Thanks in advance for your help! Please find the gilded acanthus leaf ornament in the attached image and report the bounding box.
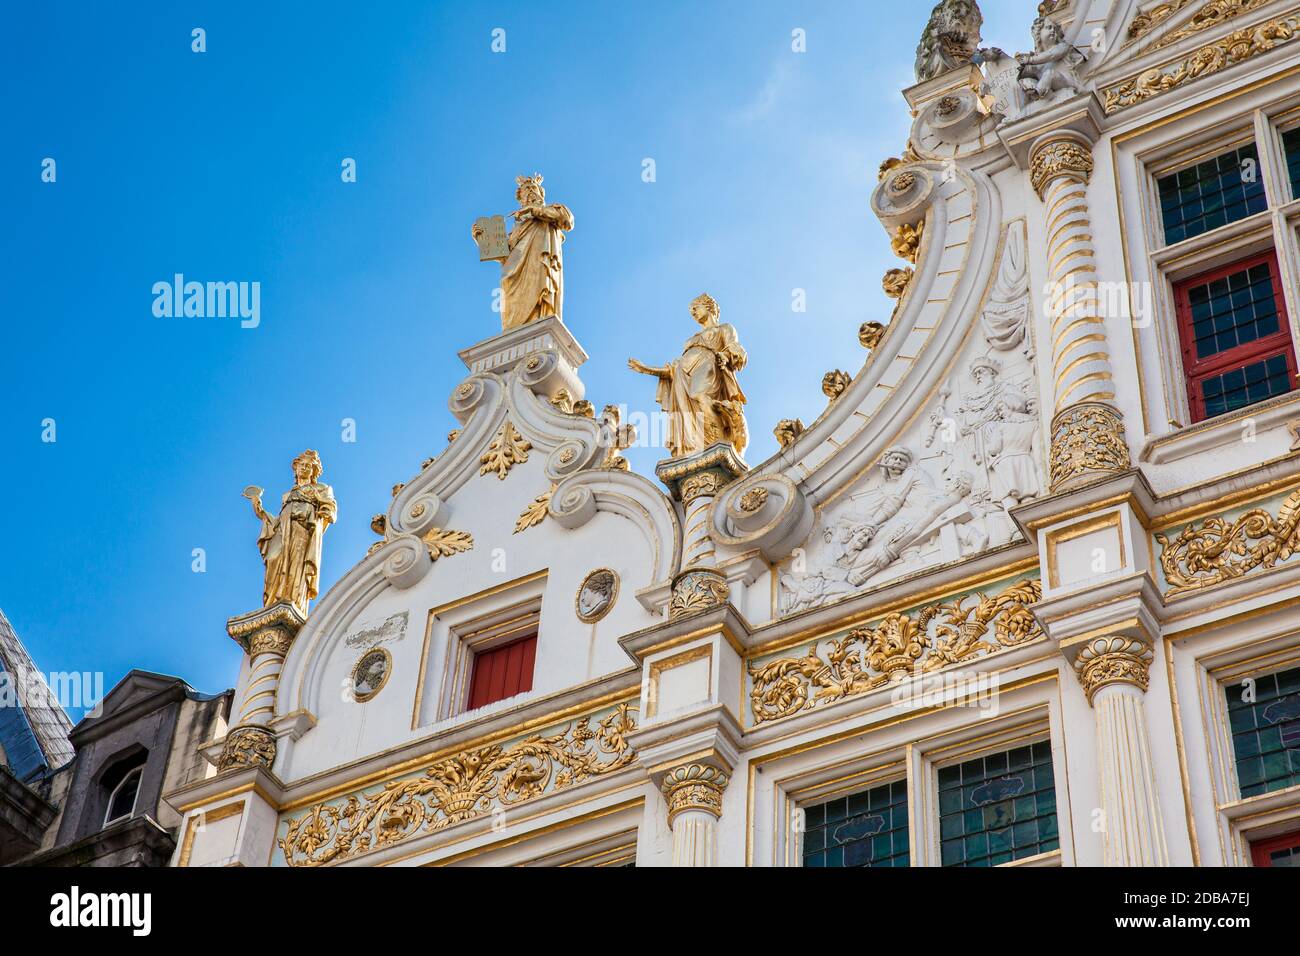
[598,404,636,470]
[277,704,638,866]
[1103,13,1300,113]
[1029,137,1093,200]
[891,221,924,263]
[668,568,730,618]
[422,528,474,559]
[1127,0,1193,41]
[1048,402,1131,491]
[480,420,531,480]
[858,321,887,350]
[217,726,277,772]
[551,388,595,418]
[514,485,555,534]
[883,267,913,305]
[1073,637,1153,704]
[1148,0,1272,51]
[628,293,749,458]
[242,449,336,616]
[774,418,805,449]
[661,764,730,824]
[822,370,852,401]
[747,578,1042,724]
[1155,488,1300,596]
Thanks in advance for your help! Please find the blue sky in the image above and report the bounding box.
[2,1,1033,715]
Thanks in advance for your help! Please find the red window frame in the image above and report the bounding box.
[1173,250,1296,422]
[467,634,537,710]
[1251,829,1300,867]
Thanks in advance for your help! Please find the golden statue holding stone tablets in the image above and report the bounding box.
[473,174,575,332]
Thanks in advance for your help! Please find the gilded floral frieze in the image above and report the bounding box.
[747,576,1042,725]
[1155,488,1300,596]
[1103,12,1300,112]
[276,701,637,866]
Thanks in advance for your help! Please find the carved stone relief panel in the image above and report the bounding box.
[777,222,1042,616]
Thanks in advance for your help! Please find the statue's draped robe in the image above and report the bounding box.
[657,322,748,457]
[501,204,574,331]
[259,482,336,613]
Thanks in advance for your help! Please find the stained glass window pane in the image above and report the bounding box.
[1225,665,1300,798]
[1157,144,1267,245]
[938,743,1060,867]
[801,780,909,868]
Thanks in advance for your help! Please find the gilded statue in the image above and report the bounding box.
[473,174,574,332]
[243,450,336,615]
[628,293,748,458]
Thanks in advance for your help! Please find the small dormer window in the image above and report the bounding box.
[467,633,537,710]
[103,763,144,827]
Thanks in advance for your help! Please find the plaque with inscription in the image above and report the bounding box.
[471,215,509,262]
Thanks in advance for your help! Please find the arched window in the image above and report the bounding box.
[102,758,146,828]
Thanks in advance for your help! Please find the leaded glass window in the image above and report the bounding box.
[1174,253,1296,422]
[1157,143,1267,244]
[1226,664,1300,798]
[801,780,909,867]
[938,741,1059,867]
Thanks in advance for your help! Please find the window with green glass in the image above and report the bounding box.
[1157,143,1267,245]
[938,741,1059,867]
[801,779,908,867]
[1226,664,1300,798]
[1283,128,1300,201]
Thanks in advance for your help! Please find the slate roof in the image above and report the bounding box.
[0,607,75,780]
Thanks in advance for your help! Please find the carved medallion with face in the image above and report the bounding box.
[575,569,619,623]
[351,648,392,702]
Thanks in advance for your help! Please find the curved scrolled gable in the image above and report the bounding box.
[716,160,1004,539]
[277,343,682,724]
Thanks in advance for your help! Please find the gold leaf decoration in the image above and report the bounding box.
[747,578,1042,724]
[277,703,638,867]
[1104,13,1300,113]
[1155,488,1300,596]
[480,420,531,480]
[422,528,474,559]
[514,485,556,534]
[1127,0,1194,41]
[1149,0,1272,51]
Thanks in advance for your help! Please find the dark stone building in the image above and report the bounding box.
[1,608,232,867]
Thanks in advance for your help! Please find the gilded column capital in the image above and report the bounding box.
[668,567,730,619]
[217,725,277,772]
[226,600,306,655]
[1029,133,1095,200]
[1072,635,1154,705]
[661,763,731,826]
[1049,401,1131,491]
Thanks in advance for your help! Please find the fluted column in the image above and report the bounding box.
[661,764,730,867]
[1073,636,1169,866]
[1029,131,1131,492]
[218,602,304,772]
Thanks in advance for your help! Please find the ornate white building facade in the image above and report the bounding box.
[166,0,1300,867]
